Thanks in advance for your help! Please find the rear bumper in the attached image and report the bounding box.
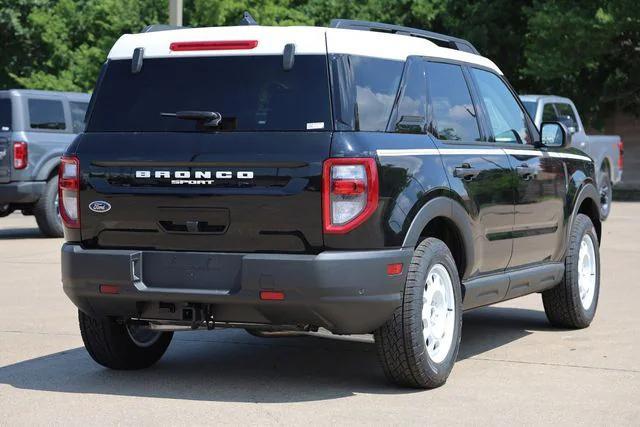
[61,244,413,334]
[0,181,45,204]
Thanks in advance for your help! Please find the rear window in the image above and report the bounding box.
[28,99,66,130]
[70,101,88,133]
[0,98,11,131]
[88,55,332,132]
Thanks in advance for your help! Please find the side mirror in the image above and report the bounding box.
[540,121,571,148]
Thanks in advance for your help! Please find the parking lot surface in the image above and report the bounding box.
[1,204,639,425]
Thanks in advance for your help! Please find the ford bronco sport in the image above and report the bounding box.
[61,18,602,388]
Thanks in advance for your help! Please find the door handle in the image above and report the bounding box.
[454,164,481,180]
[516,164,536,180]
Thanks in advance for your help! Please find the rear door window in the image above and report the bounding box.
[426,62,481,141]
[0,98,11,131]
[554,103,579,131]
[70,101,89,133]
[88,55,332,132]
[28,99,66,130]
[542,103,557,121]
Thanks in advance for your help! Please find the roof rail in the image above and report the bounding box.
[329,19,480,55]
[141,24,186,33]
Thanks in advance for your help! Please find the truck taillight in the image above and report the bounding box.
[618,140,624,170]
[58,156,80,229]
[13,141,27,169]
[322,158,378,234]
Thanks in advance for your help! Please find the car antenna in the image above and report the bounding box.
[239,11,258,25]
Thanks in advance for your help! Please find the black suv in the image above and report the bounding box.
[61,19,602,388]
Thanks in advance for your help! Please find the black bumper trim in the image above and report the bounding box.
[62,244,414,334]
[0,181,45,204]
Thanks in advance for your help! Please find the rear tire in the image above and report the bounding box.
[542,214,600,328]
[374,238,462,388]
[34,175,63,237]
[79,310,173,370]
[598,170,612,220]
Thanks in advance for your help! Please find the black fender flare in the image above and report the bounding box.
[402,197,475,278]
[568,182,601,242]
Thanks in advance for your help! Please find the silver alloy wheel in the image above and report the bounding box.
[577,234,597,310]
[126,324,162,348]
[422,264,456,364]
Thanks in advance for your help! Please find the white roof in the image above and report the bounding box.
[107,25,502,74]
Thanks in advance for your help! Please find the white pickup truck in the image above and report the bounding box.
[520,95,623,219]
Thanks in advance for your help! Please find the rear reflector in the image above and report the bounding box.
[99,284,120,294]
[618,140,624,170]
[169,40,258,51]
[13,141,27,169]
[260,291,285,301]
[387,263,403,275]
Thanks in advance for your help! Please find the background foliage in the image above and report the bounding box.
[1,0,638,127]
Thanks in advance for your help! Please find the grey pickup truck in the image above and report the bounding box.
[0,89,90,236]
[520,95,623,219]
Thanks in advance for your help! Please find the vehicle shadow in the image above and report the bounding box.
[0,306,554,402]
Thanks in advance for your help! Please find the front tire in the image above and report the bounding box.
[375,238,462,388]
[79,310,173,370]
[34,175,63,237]
[542,214,600,328]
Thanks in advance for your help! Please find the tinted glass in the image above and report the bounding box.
[393,59,428,133]
[542,103,557,121]
[471,68,530,144]
[28,99,66,130]
[554,103,578,129]
[88,55,331,132]
[522,101,537,120]
[0,98,11,131]
[70,102,88,133]
[426,62,480,141]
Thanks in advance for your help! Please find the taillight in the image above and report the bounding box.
[169,40,258,51]
[13,141,27,169]
[58,156,80,229]
[618,140,624,170]
[322,158,378,234]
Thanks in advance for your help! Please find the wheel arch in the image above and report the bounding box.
[571,184,601,243]
[402,197,474,279]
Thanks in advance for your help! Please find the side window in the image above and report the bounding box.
[542,103,557,121]
[28,99,66,130]
[425,62,481,141]
[350,56,404,131]
[554,103,579,131]
[70,101,89,134]
[392,59,428,133]
[0,98,11,131]
[471,68,531,144]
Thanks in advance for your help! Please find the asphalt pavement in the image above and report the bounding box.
[1,204,639,425]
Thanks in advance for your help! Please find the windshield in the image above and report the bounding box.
[87,55,332,132]
[0,98,11,131]
[522,101,538,121]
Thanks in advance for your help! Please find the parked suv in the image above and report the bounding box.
[0,89,90,236]
[61,19,602,388]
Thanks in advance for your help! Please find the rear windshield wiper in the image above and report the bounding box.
[161,110,222,127]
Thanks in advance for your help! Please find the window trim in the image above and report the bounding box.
[386,56,429,134]
[25,96,69,133]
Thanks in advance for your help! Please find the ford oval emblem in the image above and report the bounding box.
[89,201,111,213]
